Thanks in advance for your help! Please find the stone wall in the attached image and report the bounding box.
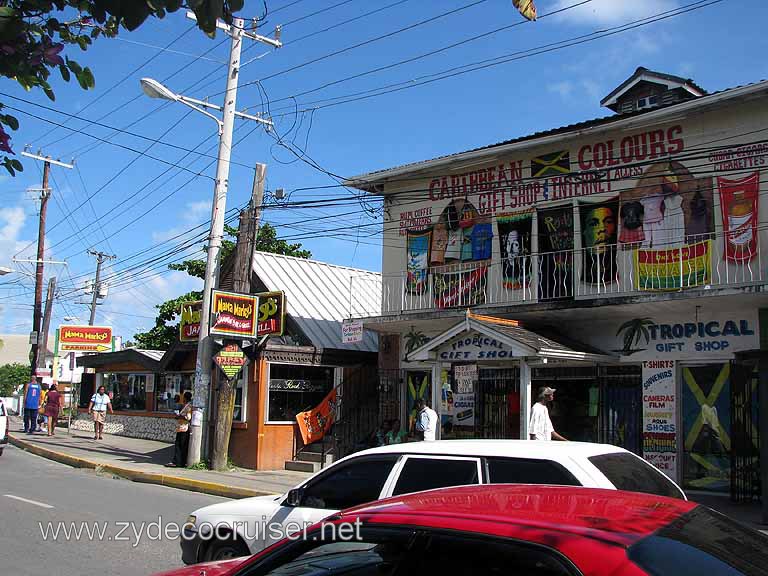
[71,412,176,443]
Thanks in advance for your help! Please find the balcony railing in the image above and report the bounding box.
[353,230,767,317]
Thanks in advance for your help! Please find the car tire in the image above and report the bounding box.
[204,536,250,562]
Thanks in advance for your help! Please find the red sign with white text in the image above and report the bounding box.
[58,325,113,352]
[210,290,258,338]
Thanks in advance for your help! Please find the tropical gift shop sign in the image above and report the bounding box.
[438,333,516,361]
[613,312,759,361]
[210,290,258,338]
[642,360,677,480]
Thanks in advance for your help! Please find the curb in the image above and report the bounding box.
[8,433,274,499]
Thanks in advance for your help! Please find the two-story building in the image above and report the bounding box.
[347,68,768,500]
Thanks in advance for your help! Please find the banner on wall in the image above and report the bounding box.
[635,240,711,291]
[579,200,618,285]
[718,172,760,263]
[538,206,574,299]
[406,229,431,294]
[433,265,488,308]
[296,388,338,445]
[641,360,677,479]
[497,211,532,289]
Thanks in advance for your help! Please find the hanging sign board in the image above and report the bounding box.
[57,325,114,353]
[210,290,258,338]
[454,364,477,394]
[641,360,677,480]
[256,291,286,337]
[214,342,247,380]
[179,300,202,342]
[342,319,364,343]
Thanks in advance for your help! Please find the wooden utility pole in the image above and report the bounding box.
[210,163,265,471]
[87,250,115,325]
[21,151,72,378]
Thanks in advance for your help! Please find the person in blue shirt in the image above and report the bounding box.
[23,378,42,434]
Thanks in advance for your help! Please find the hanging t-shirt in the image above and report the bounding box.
[471,223,493,260]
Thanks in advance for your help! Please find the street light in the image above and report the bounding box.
[0,266,13,275]
[139,17,277,466]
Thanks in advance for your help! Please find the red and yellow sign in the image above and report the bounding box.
[635,240,711,291]
[210,290,258,338]
[256,291,286,337]
[296,388,338,445]
[179,300,202,342]
[213,342,246,380]
[58,325,113,352]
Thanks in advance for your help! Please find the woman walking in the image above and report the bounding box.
[44,383,62,436]
[167,391,193,468]
[88,385,113,440]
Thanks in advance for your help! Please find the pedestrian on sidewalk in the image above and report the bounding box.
[528,387,567,441]
[414,399,438,441]
[88,385,113,440]
[23,378,42,434]
[43,383,61,437]
[167,391,193,468]
[36,383,48,432]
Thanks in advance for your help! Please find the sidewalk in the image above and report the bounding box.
[8,418,310,499]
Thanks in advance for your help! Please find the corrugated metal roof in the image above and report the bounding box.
[136,349,164,362]
[251,252,380,353]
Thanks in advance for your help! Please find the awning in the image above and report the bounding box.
[406,311,615,364]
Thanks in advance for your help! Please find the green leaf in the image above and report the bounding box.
[67,59,82,74]
[229,0,245,12]
[10,159,22,171]
[44,87,56,101]
[4,114,18,131]
[59,64,70,82]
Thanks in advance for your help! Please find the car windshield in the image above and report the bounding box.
[628,506,768,575]
[588,453,685,499]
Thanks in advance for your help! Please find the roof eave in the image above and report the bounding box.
[347,80,768,190]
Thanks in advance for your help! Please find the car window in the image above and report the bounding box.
[391,457,479,496]
[588,453,685,499]
[242,526,578,576]
[486,457,581,486]
[628,506,768,575]
[300,456,398,510]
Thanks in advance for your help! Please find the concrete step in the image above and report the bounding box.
[285,460,322,473]
[298,451,334,464]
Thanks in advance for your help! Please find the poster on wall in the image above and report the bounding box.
[718,172,760,263]
[538,206,574,299]
[682,363,731,493]
[454,364,477,394]
[579,200,618,285]
[452,392,475,427]
[406,229,431,294]
[497,211,532,289]
[433,265,488,308]
[641,360,677,480]
[618,161,714,291]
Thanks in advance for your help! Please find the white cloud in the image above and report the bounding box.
[152,198,212,242]
[548,81,574,98]
[554,0,679,25]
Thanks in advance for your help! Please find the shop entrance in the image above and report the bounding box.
[730,358,760,502]
[532,366,600,443]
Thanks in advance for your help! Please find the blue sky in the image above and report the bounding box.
[1,0,766,341]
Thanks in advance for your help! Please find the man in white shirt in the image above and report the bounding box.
[415,399,438,441]
[528,387,567,441]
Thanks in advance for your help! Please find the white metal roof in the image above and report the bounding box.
[251,251,380,353]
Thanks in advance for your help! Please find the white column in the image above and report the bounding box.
[519,359,532,439]
[432,362,443,440]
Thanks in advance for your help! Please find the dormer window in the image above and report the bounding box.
[648,94,659,105]
[637,97,648,108]
[601,67,706,113]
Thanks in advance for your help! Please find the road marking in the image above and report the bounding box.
[3,494,54,509]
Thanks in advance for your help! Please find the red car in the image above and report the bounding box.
[154,485,768,576]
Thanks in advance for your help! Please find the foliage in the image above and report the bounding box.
[0,0,243,176]
[0,362,30,396]
[133,223,311,350]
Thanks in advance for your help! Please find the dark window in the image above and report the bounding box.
[392,457,479,496]
[268,363,334,422]
[628,506,768,575]
[486,457,581,486]
[300,456,398,510]
[589,453,684,499]
[648,94,660,105]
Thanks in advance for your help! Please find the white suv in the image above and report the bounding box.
[181,440,685,564]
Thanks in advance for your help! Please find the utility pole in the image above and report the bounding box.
[21,150,73,378]
[186,18,281,467]
[38,276,56,371]
[210,164,265,470]
[87,250,115,325]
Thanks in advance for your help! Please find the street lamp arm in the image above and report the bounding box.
[177,98,224,134]
[178,96,273,128]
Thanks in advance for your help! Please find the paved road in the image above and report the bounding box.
[0,443,230,576]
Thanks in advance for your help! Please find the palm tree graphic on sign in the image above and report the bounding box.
[615,318,654,355]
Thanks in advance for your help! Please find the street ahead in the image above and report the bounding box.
[0,444,229,576]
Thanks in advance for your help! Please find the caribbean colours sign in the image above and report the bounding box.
[210,290,258,338]
[214,342,246,380]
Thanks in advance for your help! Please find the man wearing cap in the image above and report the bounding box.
[528,387,567,441]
